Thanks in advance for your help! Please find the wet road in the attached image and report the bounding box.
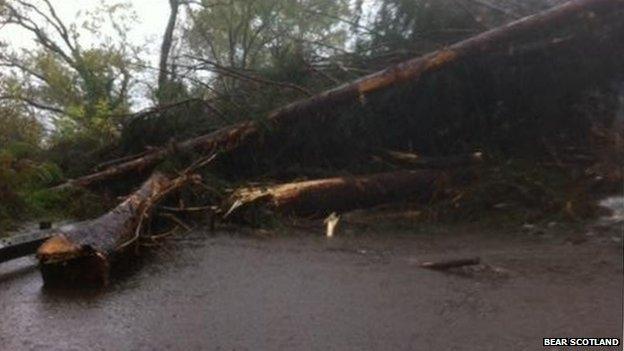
[0,225,622,351]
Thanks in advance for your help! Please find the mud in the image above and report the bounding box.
[0,223,622,351]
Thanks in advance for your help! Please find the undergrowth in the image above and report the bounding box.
[0,143,109,235]
[424,158,604,226]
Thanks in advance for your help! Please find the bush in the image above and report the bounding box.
[0,143,71,232]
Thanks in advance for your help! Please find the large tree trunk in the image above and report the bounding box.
[225,170,445,218]
[37,172,198,287]
[157,0,180,104]
[54,0,624,190]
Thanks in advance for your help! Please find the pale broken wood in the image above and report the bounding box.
[224,170,445,218]
[324,212,340,238]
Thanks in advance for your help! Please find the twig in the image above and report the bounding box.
[182,152,219,174]
[147,225,181,241]
[419,257,481,270]
[117,207,149,251]
[116,174,199,250]
[159,205,215,212]
[463,0,521,19]
[306,61,341,84]
[93,150,151,171]
[184,56,313,96]
[160,213,193,231]
[193,180,223,197]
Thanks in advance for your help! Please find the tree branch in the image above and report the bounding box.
[0,94,68,115]
[185,56,313,96]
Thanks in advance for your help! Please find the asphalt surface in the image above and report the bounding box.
[0,223,622,351]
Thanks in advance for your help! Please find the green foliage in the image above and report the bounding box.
[0,145,61,231]
[155,80,192,107]
[34,45,134,143]
[119,99,225,154]
[187,0,350,70]
[1,0,140,148]
[26,186,109,220]
[0,106,87,231]
[366,0,483,53]
[183,0,353,124]
[0,103,42,147]
[0,103,48,193]
[0,142,107,232]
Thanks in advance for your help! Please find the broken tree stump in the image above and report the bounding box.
[52,0,624,190]
[37,172,199,287]
[225,170,446,218]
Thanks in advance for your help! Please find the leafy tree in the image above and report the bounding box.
[357,0,558,58]
[0,98,42,148]
[185,0,351,71]
[0,97,66,230]
[175,0,354,120]
[0,0,141,145]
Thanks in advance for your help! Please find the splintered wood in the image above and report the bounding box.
[225,170,445,218]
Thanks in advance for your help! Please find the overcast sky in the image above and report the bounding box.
[0,0,176,109]
[0,0,376,59]
[1,0,170,65]
[0,0,376,110]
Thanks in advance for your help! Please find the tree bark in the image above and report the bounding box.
[158,0,180,104]
[53,0,624,190]
[37,172,198,287]
[224,170,446,218]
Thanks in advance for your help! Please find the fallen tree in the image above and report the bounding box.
[52,0,623,190]
[224,170,446,218]
[37,172,199,286]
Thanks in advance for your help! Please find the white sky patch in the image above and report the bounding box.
[0,0,173,110]
[0,0,378,111]
[0,0,169,54]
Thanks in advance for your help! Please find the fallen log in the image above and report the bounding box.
[224,170,446,218]
[419,257,481,270]
[53,0,623,190]
[37,172,199,286]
